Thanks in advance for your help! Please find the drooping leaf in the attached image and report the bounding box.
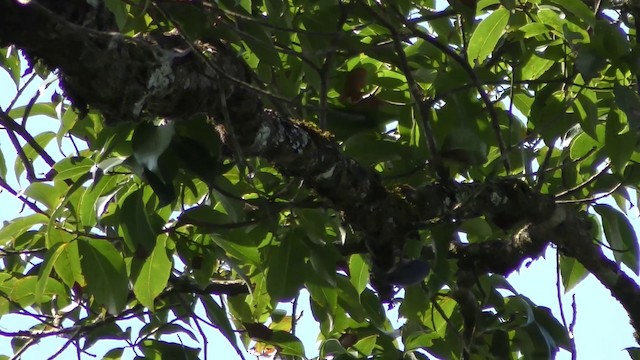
[132,236,172,309]
[139,339,200,360]
[266,230,308,301]
[78,238,129,314]
[348,254,369,294]
[119,188,158,252]
[201,296,242,353]
[559,255,588,292]
[594,204,640,274]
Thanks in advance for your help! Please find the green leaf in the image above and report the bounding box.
[201,296,242,353]
[213,232,262,266]
[360,289,385,327]
[518,23,550,38]
[139,339,200,360]
[78,174,121,227]
[35,242,69,303]
[467,8,510,65]
[519,52,554,81]
[0,213,48,245]
[78,238,129,314]
[133,236,172,309]
[119,188,158,252]
[614,84,640,130]
[319,339,347,358]
[53,156,95,181]
[53,240,85,288]
[335,275,366,322]
[533,306,571,350]
[348,254,369,294]
[343,133,407,165]
[353,334,378,356]
[266,231,308,301]
[605,109,635,173]
[102,348,125,360]
[0,148,7,179]
[11,276,65,308]
[238,19,281,66]
[7,103,57,120]
[574,90,598,139]
[594,204,640,274]
[559,255,588,292]
[575,44,607,81]
[269,331,306,357]
[103,0,129,31]
[547,0,595,27]
[24,182,62,210]
[306,282,338,318]
[0,46,21,86]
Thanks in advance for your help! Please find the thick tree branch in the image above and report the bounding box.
[2,0,640,340]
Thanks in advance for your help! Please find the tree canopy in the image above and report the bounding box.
[1,0,640,358]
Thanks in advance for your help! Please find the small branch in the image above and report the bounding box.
[5,72,37,112]
[555,162,611,199]
[392,10,510,172]
[364,3,446,178]
[0,110,56,181]
[0,176,47,215]
[556,251,577,358]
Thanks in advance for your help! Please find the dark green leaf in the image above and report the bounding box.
[614,84,640,129]
[139,339,200,360]
[467,8,510,65]
[594,204,640,274]
[266,230,308,301]
[119,188,158,252]
[201,296,242,352]
[269,331,306,357]
[78,238,129,313]
[547,0,595,27]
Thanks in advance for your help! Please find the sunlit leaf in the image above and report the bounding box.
[78,238,129,314]
[349,254,369,294]
[594,204,640,274]
[467,8,510,65]
[132,236,172,309]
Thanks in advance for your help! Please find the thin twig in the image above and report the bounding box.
[46,327,82,360]
[391,8,510,172]
[0,176,47,215]
[556,250,577,358]
[556,181,623,204]
[555,163,611,199]
[5,72,38,113]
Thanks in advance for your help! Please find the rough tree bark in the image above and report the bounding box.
[1,0,639,341]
